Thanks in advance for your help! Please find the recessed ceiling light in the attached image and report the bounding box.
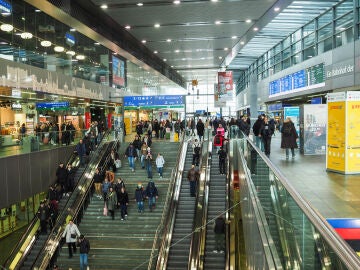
[215,21,221,25]
[40,40,52,47]
[0,24,13,32]
[231,36,237,39]
[163,59,167,61]
[54,46,64,52]
[21,32,33,39]
[94,42,100,45]
[154,23,160,28]
[35,9,41,12]
[100,4,108,9]
[253,27,259,31]
[224,47,228,51]
[240,41,245,45]
[125,25,131,30]
[171,65,174,68]
[66,50,76,56]
[246,19,251,23]
[175,49,180,53]
[142,40,146,43]
[211,0,218,2]
[173,0,181,4]
[76,54,86,60]
[166,39,171,42]
[219,56,223,59]
[154,50,158,54]
[137,2,143,6]
[70,28,76,32]
[274,7,280,12]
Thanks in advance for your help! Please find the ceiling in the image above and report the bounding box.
[88,0,341,88]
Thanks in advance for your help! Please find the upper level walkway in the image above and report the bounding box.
[268,132,360,219]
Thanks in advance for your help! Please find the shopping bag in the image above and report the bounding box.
[115,159,121,168]
[103,203,108,216]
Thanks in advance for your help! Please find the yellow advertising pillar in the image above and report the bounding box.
[327,91,360,174]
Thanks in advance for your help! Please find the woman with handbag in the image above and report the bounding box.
[62,219,81,258]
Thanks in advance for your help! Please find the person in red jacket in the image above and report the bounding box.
[213,130,224,152]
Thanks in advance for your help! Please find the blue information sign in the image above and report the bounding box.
[36,101,70,109]
[281,75,292,92]
[124,95,184,107]
[293,69,306,89]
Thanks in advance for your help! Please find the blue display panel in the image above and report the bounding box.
[293,70,306,89]
[269,80,280,95]
[124,95,184,107]
[281,75,292,92]
[36,101,70,109]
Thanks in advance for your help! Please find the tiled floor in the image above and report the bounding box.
[269,132,360,219]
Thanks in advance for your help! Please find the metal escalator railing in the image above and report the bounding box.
[2,131,109,270]
[155,135,190,269]
[6,131,114,270]
[235,134,360,269]
[33,134,118,269]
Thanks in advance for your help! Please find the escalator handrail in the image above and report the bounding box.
[155,134,189,270]
[240,135,360,269]
[35,135,117,269]
[187,136,211,270]
[2,134,91,269]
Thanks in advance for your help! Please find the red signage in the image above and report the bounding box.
[85,112,91,129]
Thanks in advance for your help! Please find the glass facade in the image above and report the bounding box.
[236,0,357,94]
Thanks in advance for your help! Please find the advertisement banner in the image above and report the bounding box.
[85,112,91,129]
[214,83,226,107]
[327,97,346,172]
[346,91,360,172]
[302,104,327,155]
[217,71,233,101]
[112,55,125,88]
[283,107,300,136]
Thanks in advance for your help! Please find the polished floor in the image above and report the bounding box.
[269,132,360,219]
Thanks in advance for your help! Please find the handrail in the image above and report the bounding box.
[35,132,116,269]
[155,134,189,269]
[188,135,211,270]
[12,130,112,270]
[2,135,86,269]
[239,134,360,269]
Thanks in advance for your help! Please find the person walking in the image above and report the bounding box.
[37,200,50,234]
[76,139,86,167]
[213,215,226,253]
[218,146,227,175]
[187,165,200,197]
[281,117,298,159]
[62,219,81,258]
[77,234,90,270]
[145,180,158,211]
[260,115,275,158]
[155,153,165,178]
[192,139,202,166]
[124,142,137,172]
[106,186,117,220]
[117,187,129,220]
[145,147,153,179]
[252,114,265,151]
[196,119,205,142]
[135,183,145,213]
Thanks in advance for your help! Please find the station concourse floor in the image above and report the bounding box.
[267,132,360,219]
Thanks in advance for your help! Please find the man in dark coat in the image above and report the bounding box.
[76,139,86,167]
[280,117,298,159]
[259,115,275,157]
[213,215,226,253]
[187,165,200,197]
[77,234,90,270]
[218,146,227,175]
[252,114,265,151]
[56,162,67,196]
[196,119,205,142]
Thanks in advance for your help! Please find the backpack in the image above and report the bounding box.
[147,182,155,196]
[194,145,201,155]
[283,124,292,137]
[215,135,221,145]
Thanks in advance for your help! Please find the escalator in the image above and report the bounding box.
[3,133,114,270]
[203,147,227,269]
[166,143,196,269]
[54,141,180,270]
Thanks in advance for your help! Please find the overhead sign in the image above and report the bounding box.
[0,0,11,14]
[124,95,184,108]
[217,71,233,101]
[36,101,70,109]
[65,33,75,46]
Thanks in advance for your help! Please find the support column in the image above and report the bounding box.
[249,74,258,126]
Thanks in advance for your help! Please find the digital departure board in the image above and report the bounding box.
[124,95,184,108]
[293,69,306,89]
[307,63,325,86]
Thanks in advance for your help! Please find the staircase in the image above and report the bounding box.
[55,140,180,270]
[166,144,196,270]
[203,147,227,269]
[20,163,87,269]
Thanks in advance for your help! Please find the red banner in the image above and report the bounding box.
[218,71,233,91]
[85,112,91,129]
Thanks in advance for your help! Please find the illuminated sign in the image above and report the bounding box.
[65,33,75,46]
[0,0,12,14]
[124,95,184,108]
[36,101,70,109]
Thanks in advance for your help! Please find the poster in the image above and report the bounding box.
[112,55,125,88]
[217,71,233,102]
[327,92,346,172]
[346,91,360,172]
[214,83,226,107]
[283,107,300,136]
[302,104,327,155]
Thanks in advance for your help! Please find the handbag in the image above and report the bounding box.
[70,233,77,239]
[103,202,108,216]
[115,159,121,169]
